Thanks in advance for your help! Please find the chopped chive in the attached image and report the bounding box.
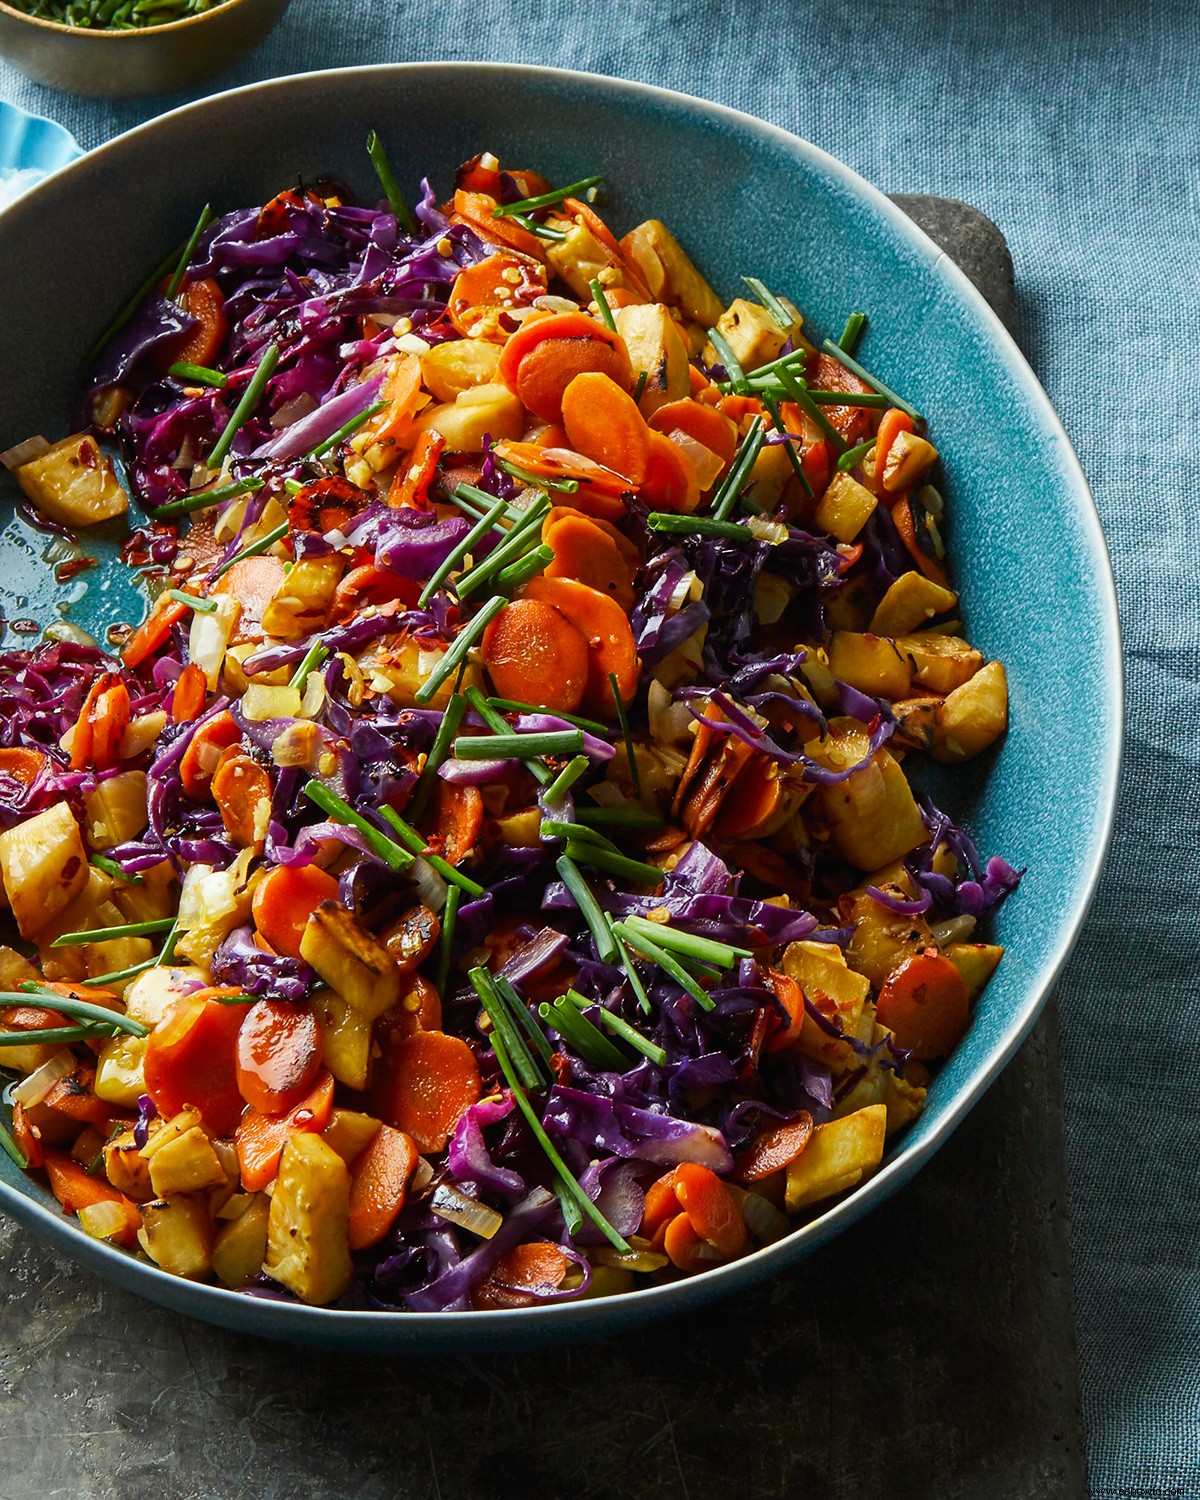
[573,806,665,830]
[82,957,156,986]
[773,365,846,455]
[490,173,603,218]
[448,483,524,524]
[820,339,921,421]
[149,475,264,521]
[209,520,289,583]
[707,326,749,396]
[610,923,715,1011]
[283,478,304,495]
[563,841,663,888]
[540,995,628,1072]
[378,806,485,896]
[10,987,148,1036]
[633,370,648,404]
[495,457,579,495]
[90,854,143,885]
[556,856,618,963]
[742,276,793,331]
[510,214,567,242]
[0,1117,26,1170]
[490,1028,630,1253]
[409,694,468,820]
[802,389,889,409]
[86,241,185,364]
[0,1025,115,1046]
[837,437,877,474]
[167,589,217,614]
[611,926,653,1014]
[542,755,590,806]
[621,913,751,967]
[210,994,256,1006]
[434,885,460,997]
[420,493,509,607]
[365,129,417,235]
[647,513,753,542]
[565,991,667,1065]
[302,780,412,871]
[540,820,619,850]
[838,311,867,355]
[710,416,766,521]
[610,671,640,793]
[415,596,507,706]
[289,641,328,690]
[308,398,389,461]
[493,976,556,1074]
[165,202,213,302]
[761,393,812,499]
[471,968,543,1090]
[206,342,279,473]
[167,361,227,388]
[486,699,607,735]
[463,686,549,786]
[555,1179,585,1236]
[588,278,618,334]
[454,730,584,761]
[455,500,550,600]
[495,543,554,594]
[51,916,176,948]
[153,918,181,970]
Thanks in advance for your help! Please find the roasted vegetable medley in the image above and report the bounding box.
[0,142,1019,1310]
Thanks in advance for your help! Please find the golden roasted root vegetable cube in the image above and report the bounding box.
[881,430,938,493]
[945,941,1004,999]
[0,801,89,940]
[613,303,690,416]
[844,887,933,988]
[813,471,878,544]
[122,964,208,1028]
[16,434,129,528]
[743,441,793,511]
[781,939,871,1066]
[933,660,1009,762]
[870,571,957,637]
[104,1128,155,1201]
[84,770,149,851]
[896,632,983,695]
[83,936,153,989]
[263,1133,354,1306]
[828,632,913,700]
[300,902,401,1021]
[420,338,502,402]
[0,944,38,988]
[112,860,178,926]
[138,1195,214,1278]
[94,1034,149,1109]
[546,218,616,299]
[147,1125,229,1198]
[887,696,943,753]
[703,298,789,373]
[419,382,524,451]
[618,220,724,327]
[311,987,373,1090]
[139,1107,204,1162]
[212,1194,271,1289]
[494,807,543,848]
[883,1072,926,1134]
[818,748,929,871]
[322,1108,383,1164]
[261,555,346,641]
[785,1104,887,1212]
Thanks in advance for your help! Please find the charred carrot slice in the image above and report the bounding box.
[560,371,650,483]
[171,662,208,724]
[890,496,951,588]
[371,1030,481,1154]
[480,597,591,714]
[387,430,446,508]
[518,575,638,716]
[811,352,877,444]
[347,1124,419,1249]
[673,1161,749,1258]
[732,1114,814,1182]
[41,1063,112,1126]
[12,1102,43,1170]
[235,1071,335,1191]
[211,752,272,849]
[121,596,190,670]
[43,1153,141,1247]
[447,253,547,341]
[235,997,323,1116]
[180,710,241,800]
[876,949,970,1059]
[251,862,340,959]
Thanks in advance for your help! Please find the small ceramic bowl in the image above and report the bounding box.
[0,0,288,98]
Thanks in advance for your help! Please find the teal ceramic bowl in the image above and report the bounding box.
[0,64,1121,1351]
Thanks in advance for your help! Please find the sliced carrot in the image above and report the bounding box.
[517,338,634,426]
[448,252,547,341]
[472,1240,570,1309]
[287,475,369,538]
[180,709,242,800]
[91,680,131,772]
[543,510,638,612]
[890,496,951,588]
[387,430,446,509]
[419,779,484,868]
[371,1030,481,1154]
[379,905,440,972]
[874,407,915,492]
[640,431,701,514]
[252,863,340,959]
[12,1102,43,1170]
[171,662,208,724]
[0,746,48,788]
[560,371,650,483]
[69,674,108,771]
[673,1161,749,1258]
[876,949,970,1060]
[43,1153,141,1247]
[168,277,228,370]
[211,752,272,850]
[731,1114,814,1183]
[480,597,591,714]
[42,1063,111,1127]
[332,565,422,621]
[359,354,425,453]
[452,190,547,259]
[144,988,253,1136]
[763,969,806,1053]
[235,1070,334,1191]
[662,1211,710,1271]
[715,393,765,426]
[235,998,323,1116]
[347,1124,419,1249]
[649,398,739,468]
[490,441,632,523]
[121,596,190,670]
[211,555,284,644]
[519,575,638,716]
[256,186,320,238]
[378,975,444,1043]
[810,352,877,444]
[497,310,624,390]
[713,754,782,838]
[641,1169,681,1239]
[560,197,653,301]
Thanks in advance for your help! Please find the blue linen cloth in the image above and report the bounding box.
[2,4,1196,1493]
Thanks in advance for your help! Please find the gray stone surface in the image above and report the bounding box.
[0,199,1085,1500]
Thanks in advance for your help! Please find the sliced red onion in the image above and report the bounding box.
[252,374,384,461]
[497,926,570,986]
[866,884,933,916]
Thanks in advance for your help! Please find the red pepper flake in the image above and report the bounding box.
[54,556,98,584]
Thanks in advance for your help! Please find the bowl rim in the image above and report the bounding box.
[0,59,1124,1342]
[0,0,253,39]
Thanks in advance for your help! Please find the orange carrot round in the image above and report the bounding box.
[371,1030,481,1153]
[560,371,650,483]
[235,1070,335,1191]
[170,662,208,724]
[379,904,441,972]
[732,1114,815,1183]
[519,575,638,715]
[235,998,323,1116]
[673,1161,749,1258]
[211,752,272,850]
[210,555,284,644]
[497,311,624,390]
[0,746,48,788]
[252,862,340,959]
[876,949,970,1059]
[763,970,806,1053]
[419,778,484,868]
[43,1153,141,1246]
[121,596,190,670]
[543,510,639,612]
[480,596,591,714]
[172,277,228,369]
[181,709,242,801]
[144,988,253,1136]
[662,1211,710,1271]
[517,339,633,426]
[641,1170,681,1239]
[649,398,739,467]
[472,1240,570,1308]
[640,431,701,514]
[347,1124,419,1249]
[448,252,547,340]
[452,189,547,259]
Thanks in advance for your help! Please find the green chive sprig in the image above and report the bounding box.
[51,916,176,948]
[90,854,142,885]
[837,311,867,354]
[609,923,716,1011]
[710,416,765,521]
[206,342,279,473]
[420,492,509,607]
[573,806,665,830]
[168,361,227,388]
[837,437,877,473]
[564,990,666,1066]
[486,698,607,735]
[378,806,485,896]
[454,729,583,762]
[414,598,507,706]
[167,589,217,614]
[820,338,921,421]
[539,993,628,1071]
[9,987,148,1037]
[366,129,418,235]
[165,202,213,302]
[563,841,663,888]
[302,781,412,871]
[289,641,329,691]
[742,276,793,331]
[543,755,590,806]
[471,968,546,1090]
[589,278,618,333]
[308,398,389,461]
[708,326,749,395]
[435,885,461,997]
[620,913,751,968]
[409,693,468,820]
[490,174,603,219]
[149,476,263,521]
[556,856,618,963]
